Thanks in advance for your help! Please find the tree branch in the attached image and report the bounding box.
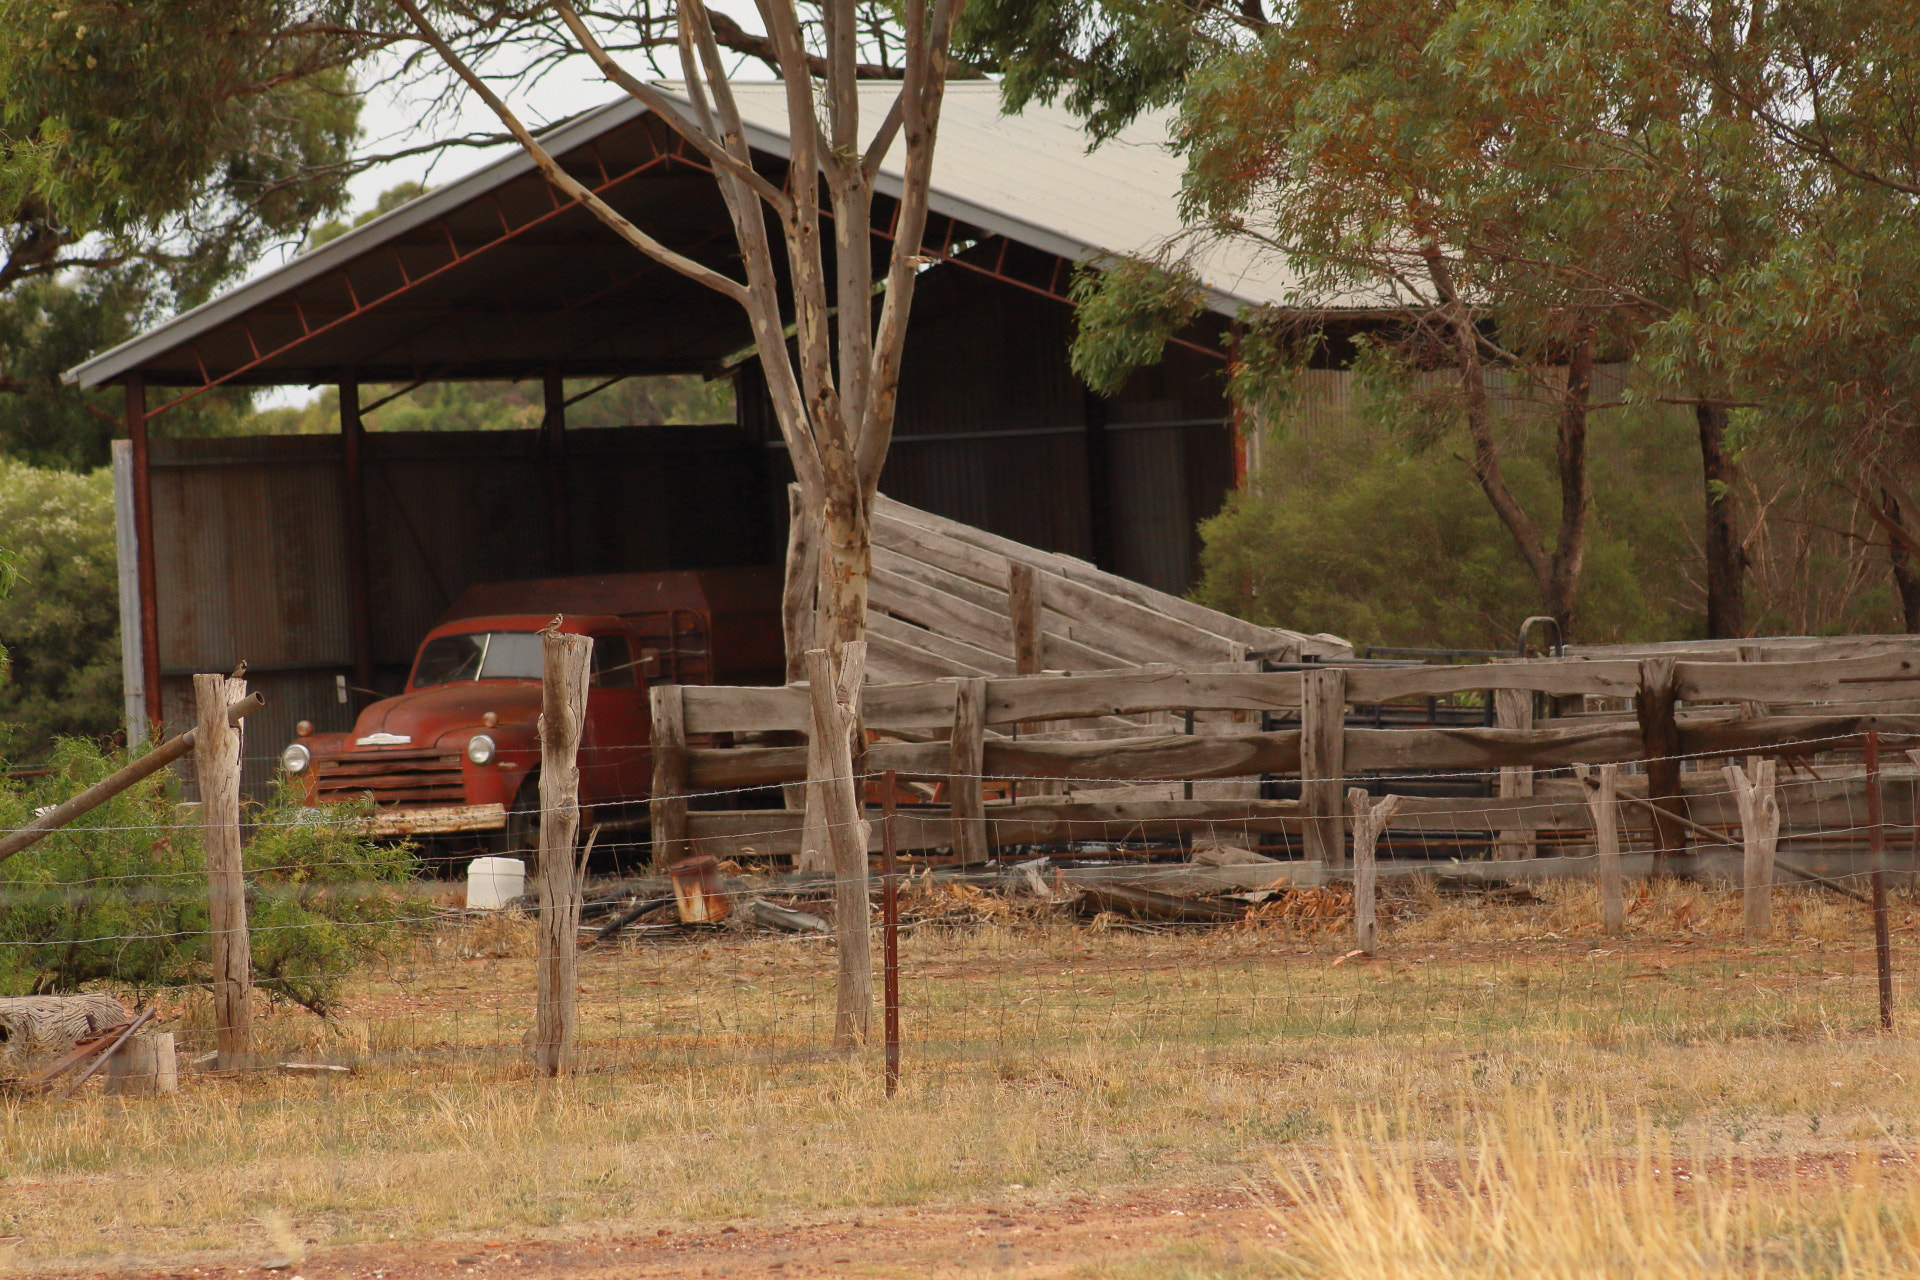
[392,0,749,305]
[553,0,792,215]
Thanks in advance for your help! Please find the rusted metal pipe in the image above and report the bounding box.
[1869,731,1894,1030]
[57,1006,156,1099]
[0,693,264,865]
[882,770,900,1098]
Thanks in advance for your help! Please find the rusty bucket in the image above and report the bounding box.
[668,853,731,923]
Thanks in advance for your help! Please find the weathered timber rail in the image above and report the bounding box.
[650,650,1920,867]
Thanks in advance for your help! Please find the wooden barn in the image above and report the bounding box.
[65,83,1310,789]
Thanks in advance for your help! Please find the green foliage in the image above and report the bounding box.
[0,0,368,469]
[254,376,738,435]
[0,457,121,758]
[241,778,419,1016]
[305,182,429,251]
[0,742,421,1011]
[1068,258,1205,395]
[1194,391,1699,649]
[956,0,1235,142]
[0,738,203,996]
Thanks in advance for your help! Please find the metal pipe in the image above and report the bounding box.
[0,694,264,864]
[57,1006,157,1099]
[1869,730,1894,1030]
[882,769,900,1098]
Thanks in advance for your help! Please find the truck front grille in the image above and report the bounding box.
[315,749,465,806]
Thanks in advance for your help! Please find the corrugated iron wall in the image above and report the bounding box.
[138,424,770,799]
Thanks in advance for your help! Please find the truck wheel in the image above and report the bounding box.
[502,774,541,858]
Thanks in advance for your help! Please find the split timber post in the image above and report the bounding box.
[1348,788,1402,954]
[1007,561,1044,676]
[1493,688,1536,857]
[806,644,873,1049]
[648,682,690,869]
[1300,668,1348,868]
[193,672,252,1070]
[534,624,592,1076]
[1575,762,1625,934]
[1634,656,1688,876]
[949,677,988,866]
[1723,756,1779,938]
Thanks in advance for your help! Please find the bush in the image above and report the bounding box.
[0,458,122,758]
[0,740,422,1013]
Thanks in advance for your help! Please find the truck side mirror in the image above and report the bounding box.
[637,648,663,679]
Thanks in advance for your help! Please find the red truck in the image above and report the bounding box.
[279,569,783,848]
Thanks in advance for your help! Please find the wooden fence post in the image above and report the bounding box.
[1301,668,1348,868]
[807,644,872,1049]
[193,672,252,1071]
[1008,561,1044,676]
[1494,688,1536,858]
[1348,788,1402,954]
[949,677,987,866]
[1634,656,1688,876]
[649,682,690,868]
[1575,762,1624,934]
[534,625,592,1077]
[1723,756,1778,938]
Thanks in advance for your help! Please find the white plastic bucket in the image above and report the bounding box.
[466,857,526,910]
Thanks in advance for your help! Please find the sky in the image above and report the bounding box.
[257,28,772,407]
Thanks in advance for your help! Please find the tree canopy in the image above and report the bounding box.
[981,0,1920,640]
[0,0,371,469]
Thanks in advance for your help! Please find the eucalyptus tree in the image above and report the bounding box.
[0,0,373,467]
[392,0,967,1047]
[985,0,1799,638]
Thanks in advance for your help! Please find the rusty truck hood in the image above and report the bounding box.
[352,681,542,748]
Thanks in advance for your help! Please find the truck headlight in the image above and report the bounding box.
[466,733,497,765]
[280,742,311,774]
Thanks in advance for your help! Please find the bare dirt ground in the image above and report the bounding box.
[76,1184,1275,1280]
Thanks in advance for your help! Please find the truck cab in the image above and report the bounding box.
[280,568,782,847]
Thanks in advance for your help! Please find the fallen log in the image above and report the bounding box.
[1079,883,1246,924]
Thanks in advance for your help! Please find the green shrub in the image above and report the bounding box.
[0,741,422,1013]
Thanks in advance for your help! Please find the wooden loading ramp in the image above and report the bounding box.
[783,488,1352,683]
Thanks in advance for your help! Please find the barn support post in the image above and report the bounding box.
[1082,388,1115,571]
[126,375,162,736]
[541,372,572,574]
[339,382,376,705]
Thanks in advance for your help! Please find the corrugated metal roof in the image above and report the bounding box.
[67,80,1363,390]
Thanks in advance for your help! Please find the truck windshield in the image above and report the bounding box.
[412,631,545,688]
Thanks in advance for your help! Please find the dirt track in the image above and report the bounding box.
[74,1184,1273,1279]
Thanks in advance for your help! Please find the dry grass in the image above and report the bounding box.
[0,878,1916,1273]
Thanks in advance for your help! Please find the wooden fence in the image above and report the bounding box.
[648,649,1920,868]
